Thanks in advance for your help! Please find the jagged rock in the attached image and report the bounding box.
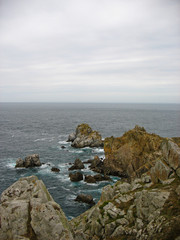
[15,154,41,168]
[15,158,24,167]
[162,139,180,170]
[84,174,111,183]
[0,176,74,240]
[69,158,85,170]
[69,172,83,182]
[68,123,103,148]
[103,125,163,178]
[150,159,173,183]
[51,167,60,172]
[84,175,96,183]
[75,194,95,205]
[89,155,104,173]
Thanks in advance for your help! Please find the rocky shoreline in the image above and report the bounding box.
[0,124,180,239]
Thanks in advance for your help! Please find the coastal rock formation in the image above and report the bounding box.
[75,194,95,205]
[69,158,85,170]
[103,125,163,178]
[68,123,103,148]
[51,167,60,172]
[15,154,42,168]
[2,126,180,240]
[0,175,74,240]
[84,174,111,183]
[69,172,83,182]
[69,127,180,240]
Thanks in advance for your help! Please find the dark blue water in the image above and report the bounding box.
[0,103,180,219]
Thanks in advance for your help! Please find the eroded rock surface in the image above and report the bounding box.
[15,154,41,168]
[68,123,103,148]
[0,176,74,240]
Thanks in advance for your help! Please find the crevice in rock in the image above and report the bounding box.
[25,201,37,240]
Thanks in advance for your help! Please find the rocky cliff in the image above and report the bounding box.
[67,123,103,148]
[103,125,164,178]
[70,136,180,240]
[0,176,73,240]
[1,126,180,240]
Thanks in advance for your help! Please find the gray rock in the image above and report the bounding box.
[15,154,41,168]
[162,140,180,170]
[0,176,74,240]
[69,124,103,148]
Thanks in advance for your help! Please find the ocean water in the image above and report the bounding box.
[0,102,180,219]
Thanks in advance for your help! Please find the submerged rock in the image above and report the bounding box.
[75,194,95,205]
[68,123,103,148]
[51,167,60,172]
[0,176,74,240]
[15,154,42,168]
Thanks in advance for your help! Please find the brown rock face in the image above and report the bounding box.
[103,125,163,178]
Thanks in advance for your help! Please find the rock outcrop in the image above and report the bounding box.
[69,127,180,240]
[75,194,95,205]
[2,126,180,240]
[103,125,163,178]
[15,154,42,168]
[69,158,85,170]
[0,175,74,240]
[69,172,83,182]
[68,123,103,148]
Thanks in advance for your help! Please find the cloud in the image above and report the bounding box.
[0,0,180,103]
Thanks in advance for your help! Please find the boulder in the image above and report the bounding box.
[51,167,60,172]
[69,158,85,170]
[69,172,83,182]
[75,194,95,205]
[0,176,74,240]
[84,175,97,183]
[68,123,103,148]
[15,154,41,168]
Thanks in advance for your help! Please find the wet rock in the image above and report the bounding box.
[15,154,41,168]
[69,172,83,182]
[61,145,66,149]
[51,167,60,172]
[89,156,104,173]
[75,194,95,205]
[84,175,96,183]
[69,158,85,170]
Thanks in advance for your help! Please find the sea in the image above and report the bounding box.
[0,102,180,219]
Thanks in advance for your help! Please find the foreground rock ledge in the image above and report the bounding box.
[0,176,73,240]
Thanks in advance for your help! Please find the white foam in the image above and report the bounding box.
[6,162,16,169]
[58,140,70,145]
[34,138,47,142]
[92,148,104,153]
[48,186,57,190]
[69,150,83,154]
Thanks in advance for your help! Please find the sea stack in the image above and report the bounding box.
[67,123,103,148]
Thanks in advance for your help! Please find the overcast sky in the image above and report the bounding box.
[0,0,180,103]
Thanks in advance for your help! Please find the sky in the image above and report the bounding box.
[0,0,180,103]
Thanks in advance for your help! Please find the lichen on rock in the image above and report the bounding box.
[68,123,103,148]
[0,176,74,240]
